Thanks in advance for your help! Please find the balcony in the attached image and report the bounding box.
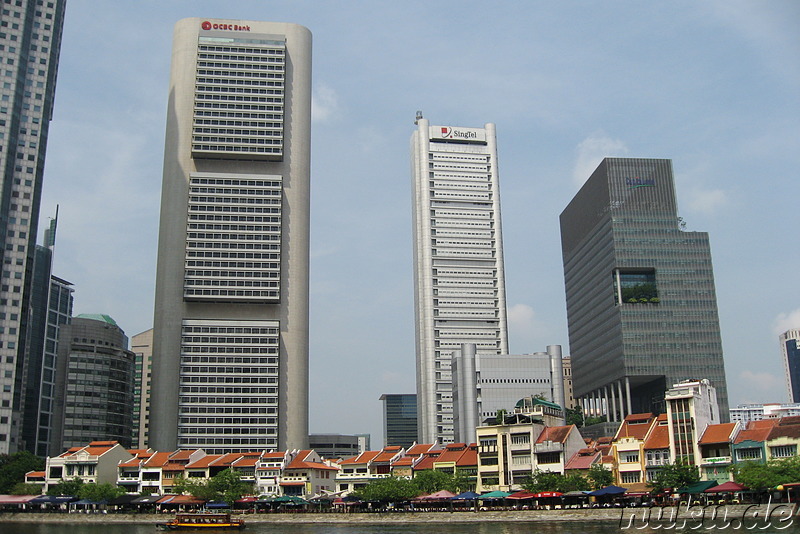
[534,443,563,454]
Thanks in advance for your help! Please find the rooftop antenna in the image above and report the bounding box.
[414,110,423,125]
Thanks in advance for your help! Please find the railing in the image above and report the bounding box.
[701,456,731,465]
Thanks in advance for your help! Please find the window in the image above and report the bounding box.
[736,448,762,461]
[621,451,640,463]
[621,471,641,484]
[771,445,796,458]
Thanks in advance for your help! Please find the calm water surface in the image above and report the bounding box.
[3,522,800,534]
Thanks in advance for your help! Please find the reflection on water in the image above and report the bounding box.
[2,518,800,534]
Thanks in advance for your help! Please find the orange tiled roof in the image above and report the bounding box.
[391,456,415,467]
[406,443,436,455]
[168,450,198,461]
[339,450,381,465]
[767,416,800,440]
[536,425,573,444]
[26,471,46,478]
[615,414,655,440]
[119,458,143,468]
[186,454,222,469]
[699,422,737,445]
[162,462,187,472]
[565,450,600,470]
[372,446,403,463]
[455,444,477,467]
[643,421,670,450]
[433,443,467,463]
[143,451,172,468]
[412,452,441,471]
[734,419,778,444]
[127,449,152,458]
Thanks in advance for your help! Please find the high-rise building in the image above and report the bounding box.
[411,114,509,444]
[150,18,312,453]
[50,315,136,451]
[131,328,153,449]
[379,393,417,448]
[0,0,67,453]
[560,158,729,421]
[781,329,800,403]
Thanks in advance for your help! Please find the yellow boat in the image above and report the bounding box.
[158,512,245,530]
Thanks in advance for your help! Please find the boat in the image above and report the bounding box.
[157,512,246,530]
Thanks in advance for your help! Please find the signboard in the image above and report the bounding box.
[430,125,486,143]
[201,21,251,32]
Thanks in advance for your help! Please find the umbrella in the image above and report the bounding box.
[704,481,747,493]
[414,490,456,501]
[479,490,511,500]
[534,491,563,498]
[677,480,718,494]
[507,491,537,500]
[450,491,480,500]
[589,485,627,496]
[563,490,590,497]
[206,501,230,508]
[272,495,308,505]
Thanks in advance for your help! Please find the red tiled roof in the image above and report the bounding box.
[615,414,655,440]
[119,458,142,468]
[536,425,573,444]
[434,443,467,463]
[412,452,441,471]
[373,446,403,463]
[168,450,198,461]
[127,449,151,458]
[734,419,778,444]
[162,463,187,472]
[699,423,737,444]
[643,421,670,450]
[565,450,600,470]
[25,471,46,478]
[625,413,654,421]
[456,444,478,467]
[767,417,800,440]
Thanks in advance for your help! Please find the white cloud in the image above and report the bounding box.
[684,187,729,215]
[774,309,800,336]
[312,84,339,122]
[572,133,629,187]
[507,303,554,352]
[739,370,784,397]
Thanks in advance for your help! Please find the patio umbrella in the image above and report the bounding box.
[479,490,511,500]
[507,491,537,500]
[677,480,718,494]
[589,485,627,496]
[704,481,747,493]
[563,490,590,497]
[450,491,480,500]
[414,490,456,501]
[534,491,563,498]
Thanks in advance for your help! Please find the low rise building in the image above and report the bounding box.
[697,422,738,483]
[44,441,132,491]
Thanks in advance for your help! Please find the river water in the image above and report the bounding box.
[2,521,800,534]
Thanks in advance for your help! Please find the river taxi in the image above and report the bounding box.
[158,512,246,530]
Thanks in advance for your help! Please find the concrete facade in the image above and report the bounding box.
[150,18,312,453]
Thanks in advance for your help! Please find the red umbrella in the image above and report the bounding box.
[534,491,563,498]
[507,491,537,500]
[704,481,747,493]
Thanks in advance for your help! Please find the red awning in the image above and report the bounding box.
[280,482,305,486]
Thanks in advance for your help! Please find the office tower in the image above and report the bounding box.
[781,329,800,403]
[0,0,66,453]
[452,343,566,443]
[560,158,729,421]
[50,315,136,451]
[411,115,509,444]
[308,433,365,460]
[131,328,153,449]
[380,394,418,448]
[151,18,312,453]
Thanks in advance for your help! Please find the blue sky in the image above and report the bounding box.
[39,1,799,445]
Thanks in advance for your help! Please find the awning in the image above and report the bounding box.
[0,495,38,504]
[131,495,162,504]
[29,495,78,504]
[589,485,627,496]
[479,491,511,500]
[158,495,205,504]
[704,481,747,493]
[279,482,305,486]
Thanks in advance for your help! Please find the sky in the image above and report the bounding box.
[38,1,799,446]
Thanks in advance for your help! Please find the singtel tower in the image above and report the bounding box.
[150,18,311,453]
[411,116,509,444]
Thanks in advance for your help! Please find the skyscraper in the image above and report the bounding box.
[379,394,417,448]
[560,158,729,421]
[150,18,312,453]
[781,329,800,403]
[411,115,509,444]
[0,0,66,454]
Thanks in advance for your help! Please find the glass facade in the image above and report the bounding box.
[560,158,729,420]
[380,394,417,448]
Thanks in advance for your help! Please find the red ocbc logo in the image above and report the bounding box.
[201,21,251,31]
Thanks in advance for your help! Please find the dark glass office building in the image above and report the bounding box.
[560,158,728,421]
[380,394,418,447]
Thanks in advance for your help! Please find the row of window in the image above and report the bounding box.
[186,261,279,269]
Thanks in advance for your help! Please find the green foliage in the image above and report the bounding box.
[78,482,125,502]
[565,406,584,428]
[621,283,657,303]
[732,456,800,491]
[353,475,419,502]
[522,470,590,493]
[173,469,253,504]
[0,451,45,493]
[10,482,43,495]
[648,461,699,493]
[587,464,614,490]
[412,469,452,494]
[495,409,507,425]
[47,477,84,496]
[584,415,607,426]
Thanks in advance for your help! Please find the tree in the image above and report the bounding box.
[412,469,451,494]
[174,469,253,504]
[522,470,566,492]
[648,461,699,493]
[78,482,125,502]
[495,409,507,425]
[565,406,584,428]
[353,476,419,502]
[0,451,45,493]
[10,482,43,495]
[732,456,800,491]
[587,464,614,490]
[47,477,84,496]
